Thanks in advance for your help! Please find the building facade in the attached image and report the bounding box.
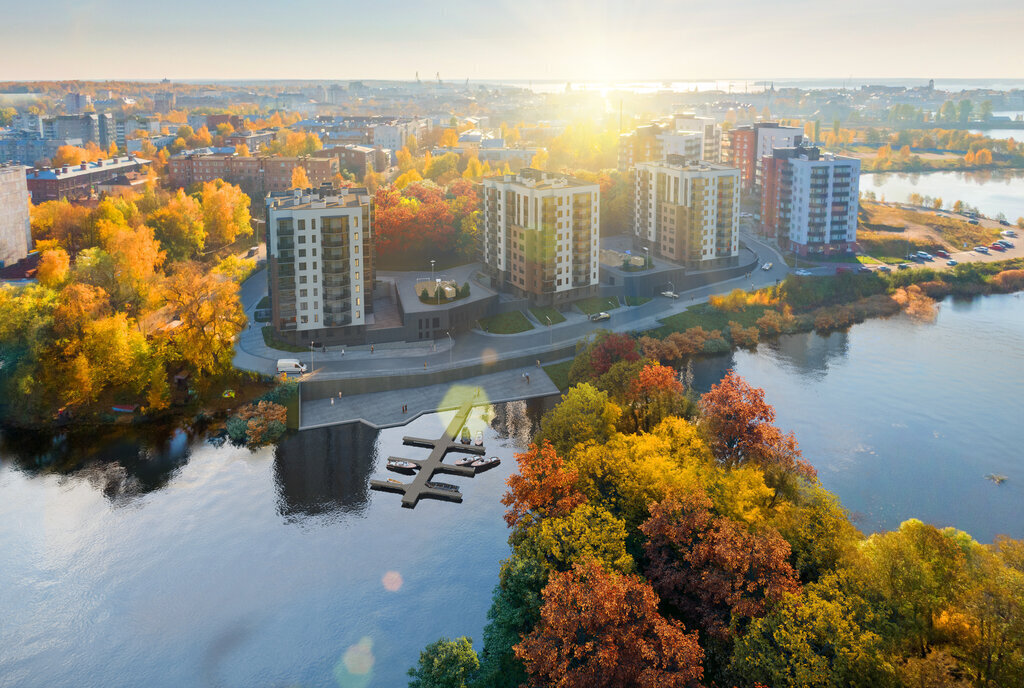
[726,122,803,194]
[671,114,722,162]
[617,124,665,171]
[657,131,703,163]
[0,165,31,268]
[480,169,600,306]
[25,156,149,202]
[266,186,374,345]
[168,154,337,194]
[632,157,740,269]
[761,147,860,255]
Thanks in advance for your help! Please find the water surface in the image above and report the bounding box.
[862,169,1024,220]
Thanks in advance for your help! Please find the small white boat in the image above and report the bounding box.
[387,459,417,472]
[470,456,501,470]
[473,431,484,447]
[454,456,476,466]
[426,481,459,492]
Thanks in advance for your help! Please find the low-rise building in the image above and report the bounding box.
[266,186,374,345]
[313,144,391,177]
[167,153,337,193]
[25,156,149,202]
[760,146,860,255]
[0,164,31,268]
[480,169,600,306]
[632,156,740,269]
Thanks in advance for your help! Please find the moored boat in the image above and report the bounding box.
[470,456,501,470]
[426,481,459,492]
[387,459,417,472]
[473,431,484,447]
[459,427,472,444]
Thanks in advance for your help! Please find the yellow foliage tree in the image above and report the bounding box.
[291,165,311,189]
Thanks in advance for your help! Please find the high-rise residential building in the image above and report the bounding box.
[154,92,176,115]
[761,146,860,255]
[726,122,803,194]
[671,114,722,163]
[480,169,600,306]
[265,186,374,345]
[657,131,703,163]
[0,165,31,268]
[618,124,665,171]
[63,92,93,115]
[632,156,740,269]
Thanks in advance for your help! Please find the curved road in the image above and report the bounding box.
[235,233,790,378]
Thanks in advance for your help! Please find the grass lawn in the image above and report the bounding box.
[575,296,620,315]
[543,360,573,392]
[479,311,534,334]
[649,302,769,338]
[625,296,652,306]
[261,326,308,353]
[801,253,882,265]
[530,306,566,325]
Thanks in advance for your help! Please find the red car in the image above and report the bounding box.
[935,249,950,258]
[989,243,1006,252]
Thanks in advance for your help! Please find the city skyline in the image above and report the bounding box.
[3,0,1022,81]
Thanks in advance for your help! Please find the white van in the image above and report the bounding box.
[276,359,307,375]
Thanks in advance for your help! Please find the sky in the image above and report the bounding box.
[2,0,1023,82]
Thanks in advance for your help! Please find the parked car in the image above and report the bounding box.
[836,266,852,274]
[989,243,1006,252]
[793,269,812,276]
[968,219,980,225]
[1001,230,1018,238]
[997,240,1014,248]
[590,312,611,322]
[761,262,773,271]
[878,266,892,273]
[898,263,911,270]
[246,247,259,257]
[276,359,307,375]
[660,291,679,299]
[916,251,933,261]
[946,259,958,266]
[935,249,950,258]
[857,266,872,274]
[999,219,1010,226]
[975,246,990,254]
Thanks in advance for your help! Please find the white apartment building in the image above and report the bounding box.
[785,152,860,255]
[657,131,703,163]
[632,157,740,269]
[480,169,600,305]
[672,114,722,163]
[754,124,803,188]
[266,186,374,345]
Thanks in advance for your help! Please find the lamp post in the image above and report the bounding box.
[430,258,435,284]
[643,246,649,269]
[309,341,315,376]
[545,316,552,345]
[446,330,453,368]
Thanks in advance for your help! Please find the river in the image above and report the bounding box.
[862,169,1024,220]
[1,295,1023,686]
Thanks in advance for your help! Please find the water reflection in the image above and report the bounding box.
[762,330,850,378]
[0,424,195,501]
[273,422,379,522]
[488,397,550,446]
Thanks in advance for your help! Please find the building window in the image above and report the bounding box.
[354,258,359,267]
[300,289,308,297]
[301,315,308,323]
[356,311,360,318]
[299,249,307,257]
[313,288,318,296]
[354,272,360,280]
[356,297,361,306]
[298,235,306,244]
[299,276,307,284]
[300,302,308,310]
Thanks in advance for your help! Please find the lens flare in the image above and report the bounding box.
[382,570,403,591]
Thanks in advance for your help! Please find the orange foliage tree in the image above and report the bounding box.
[640,490,801,639]
[514,560,705,688]
[502,440,586,529]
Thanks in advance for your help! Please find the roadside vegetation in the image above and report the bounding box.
[528,306,566,325]
[261,325,308,353]
[478,311,534,334]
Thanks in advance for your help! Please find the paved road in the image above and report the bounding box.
[234,233,789,378]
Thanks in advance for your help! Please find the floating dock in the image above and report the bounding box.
[370,402,486,508]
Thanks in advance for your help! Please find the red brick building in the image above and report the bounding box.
[168,154,337,193]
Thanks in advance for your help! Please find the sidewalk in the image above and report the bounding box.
[300,367,558,429]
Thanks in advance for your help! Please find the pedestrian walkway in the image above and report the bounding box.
[300,367,559,429]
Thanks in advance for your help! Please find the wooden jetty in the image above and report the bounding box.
[370,402,486,508]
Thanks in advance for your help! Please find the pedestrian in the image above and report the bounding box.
[338,391,343,400]
[331,397,335,406]
[526,373,530,385]
[536,359,540,367]
[370,345,374,354]
[341,348,345,356]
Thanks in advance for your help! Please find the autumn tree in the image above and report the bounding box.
[640,490,801,639]
[200,179,252,247]
[501,440,586,529]
[515,504,635,577]
[515,560,704,688]
[624,362,689,433]
[290,165,311,189]
[37,248,70,288]
[536,383,621,456]
[699,370,816,487]
[148,189,206,261]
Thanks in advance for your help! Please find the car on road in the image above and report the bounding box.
[276,359,307,375]
[590,312,611,322]
[935,249,950,258]
[999,219,1010,226]
[246,247,259,258]
[857,266,872,274]
[946,259,958,266]
[836,266,852,274]
[975,246,990,254]
[878,266,892,273]
[660,291,679,299]
[761,262,773,271]
[793,269,812,276]
[997,240,1014,248]
[898,263,911,270]
[989,243,1006,252]
[1001,230,1018,238]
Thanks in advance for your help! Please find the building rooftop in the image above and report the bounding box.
[485,168,595,190]
[267,186,371,211]
[26,156,149,180]
[644,157,738,173]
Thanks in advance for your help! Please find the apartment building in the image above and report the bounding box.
[761,146,860,255]
[0,165,31,268]
[671,114,722,163]
[265,186,374,345]
[168,153,338,193]
[617,124,665,171]
[25,156,149,202]
[658,131,703,163]
[480,169,600,306]
[632,156,740,269]
[313,144,391,177]
[726,122,803,194]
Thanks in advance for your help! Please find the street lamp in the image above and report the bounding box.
[642,246,649,269]
[430,258,435,283]
[545,316,552,345]
[309,341,315,376]
[446,330,453,368]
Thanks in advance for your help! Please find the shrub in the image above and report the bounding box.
[756,310,784,336]
[728,322,759,348]
[992,269,1024,293]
